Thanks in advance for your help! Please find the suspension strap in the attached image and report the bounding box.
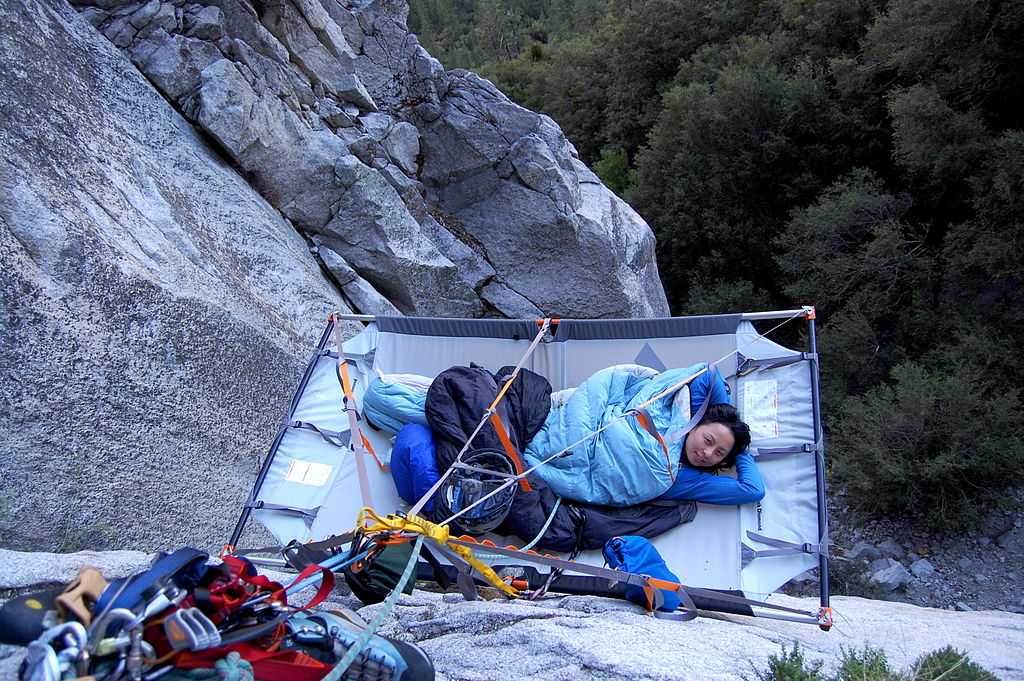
[488,412,532,492]
[331,314,377,511]
[409,319,552,518]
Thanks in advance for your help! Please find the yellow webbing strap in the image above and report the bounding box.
[357,509,520,598]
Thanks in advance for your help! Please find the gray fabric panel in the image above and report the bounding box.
[552,315,742,341]
[376,316,542,339]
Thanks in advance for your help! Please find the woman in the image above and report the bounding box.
[658,402,764,505]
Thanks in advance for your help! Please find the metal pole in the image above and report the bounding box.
[806,311,831,627]
[329,309,814,324]
[226,320,337,550]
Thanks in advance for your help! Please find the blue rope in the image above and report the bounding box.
[320,534,424,681]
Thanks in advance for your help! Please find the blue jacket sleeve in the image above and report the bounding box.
[689,365,732,412]
[657,451,765,505]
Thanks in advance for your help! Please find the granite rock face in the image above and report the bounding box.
[71,0,670,319]
[0,0,669,553]
[0,0,349,552]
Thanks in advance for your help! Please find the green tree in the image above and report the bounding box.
[629,35,853,313]
[943,130,1024,343]
[831,360,1024,531]
[601,0,706,161]
[777,169,927,324]
[483,35,611,161]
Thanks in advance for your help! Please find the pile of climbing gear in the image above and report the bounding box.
[1,547,434,681]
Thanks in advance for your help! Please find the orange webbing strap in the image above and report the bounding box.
[488,412,532,492]
[631,407,675,483]
[335,346,388,472]
[485,318,552,413]
[331,314,375,510]
[359,433,386,471]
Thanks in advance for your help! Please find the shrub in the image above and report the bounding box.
[836,646,895,681]
[751,644,998,681]
[829,360,1024,532]
[749,645,826,681]
[910,646,999,681]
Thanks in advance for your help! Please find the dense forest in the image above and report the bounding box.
[408,0,1024,531]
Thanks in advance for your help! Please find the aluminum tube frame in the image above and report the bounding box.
[807,315,831,626]
[329,309,814,324]
[227,321,336,550]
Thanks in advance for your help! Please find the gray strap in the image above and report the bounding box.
[246,502,318,520]
[662,365,719,444]
[742,531,829,566]
[290,421,351,448]
[736,352,816,377]
[424,542,480,601]
[321,349,376,366]
[752,442,822,461]
[445,538,814,619]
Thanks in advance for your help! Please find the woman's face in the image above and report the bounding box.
[685,422,735,469]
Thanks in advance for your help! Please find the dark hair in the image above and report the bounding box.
[697,403,751,470]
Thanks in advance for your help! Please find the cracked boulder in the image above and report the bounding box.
[0,0,346,552]
[72,0,669,319]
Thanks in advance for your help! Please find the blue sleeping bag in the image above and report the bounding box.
[363,376,431,434]
[523,363,715,506]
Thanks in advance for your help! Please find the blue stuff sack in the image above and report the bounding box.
[603,535,681,612]
[390,423,440,511]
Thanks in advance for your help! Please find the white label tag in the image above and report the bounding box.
[284,460,333,487]
[743,380,779,439]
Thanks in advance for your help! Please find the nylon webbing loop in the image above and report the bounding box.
[752,442,823,461]
[246,502,317,520]
[488,411,532,492]
[628,407,675,483]
[736,352,817,376]
[290,421,351,448]
[742,531,830,565]
[321,348,377,366]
